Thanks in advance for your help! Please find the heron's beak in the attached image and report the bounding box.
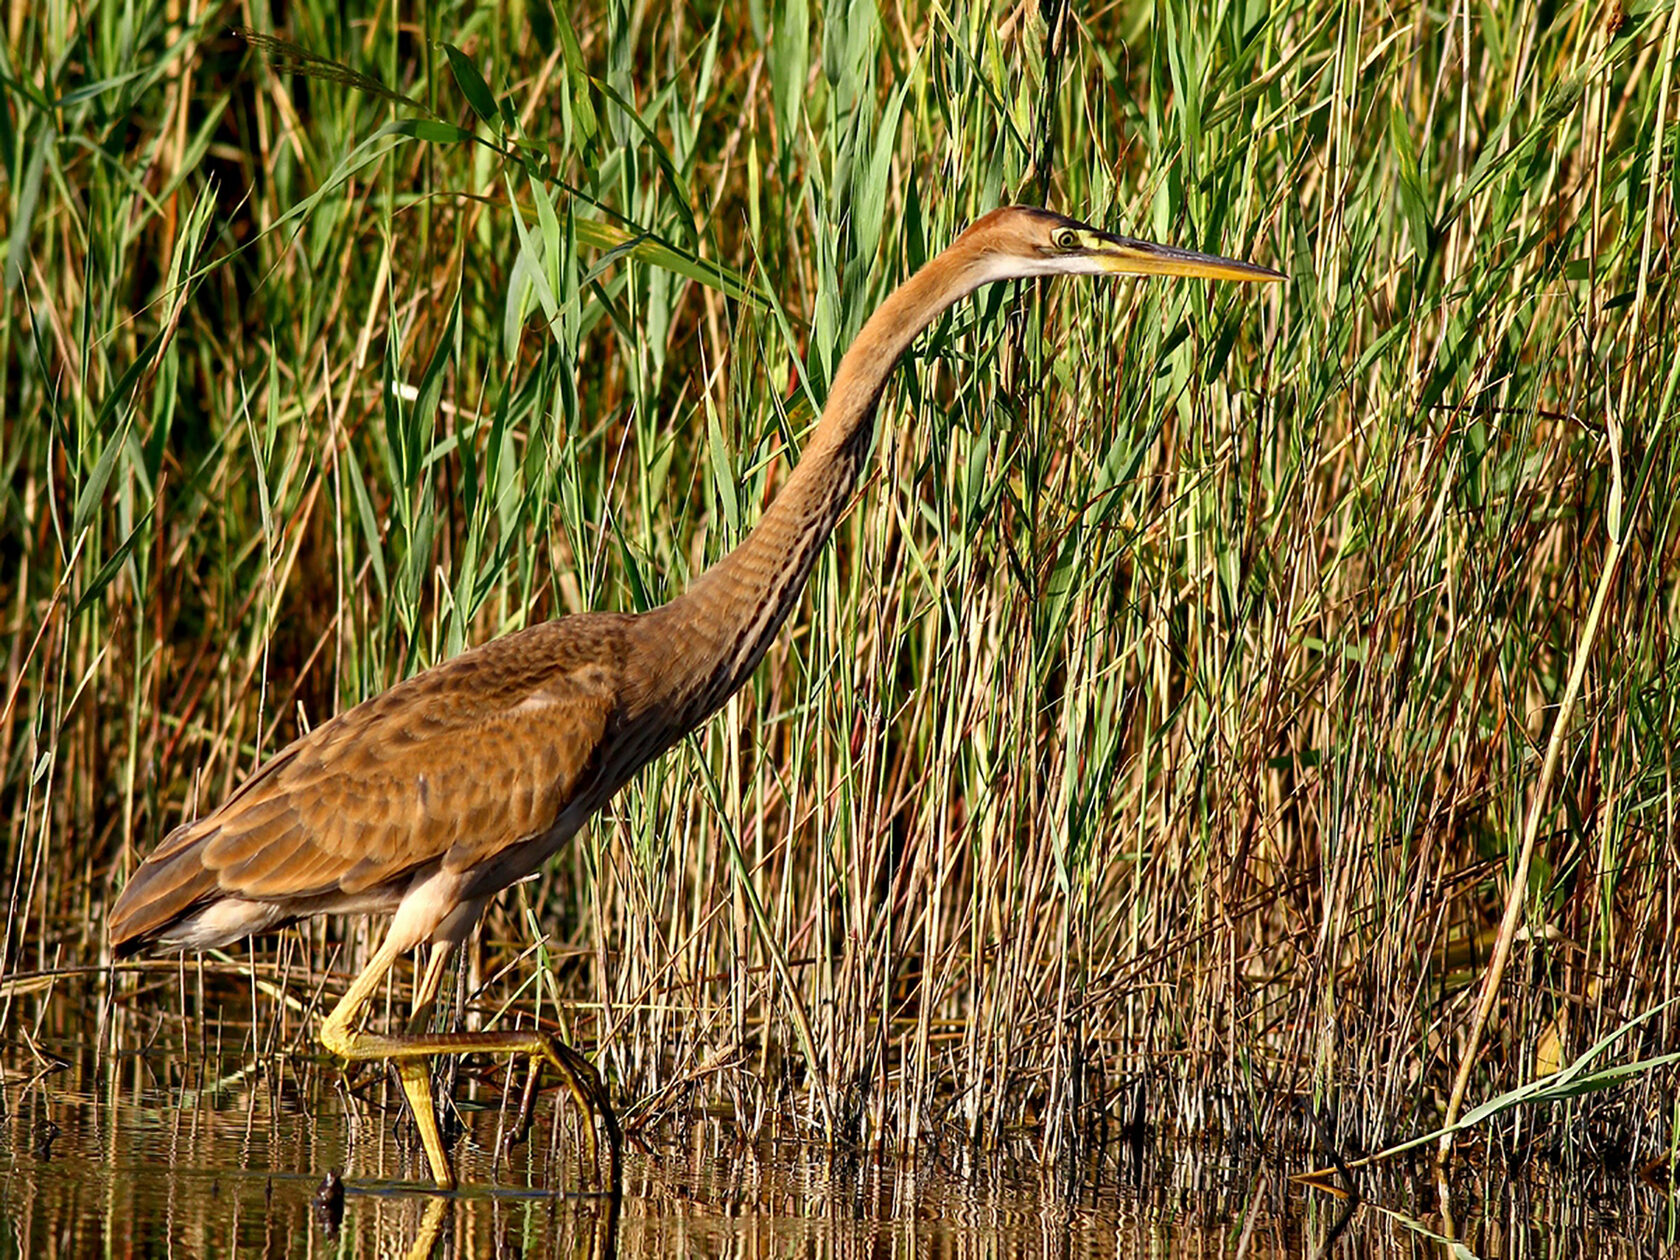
[1079,229,1285,283]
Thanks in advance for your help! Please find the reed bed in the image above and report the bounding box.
[2,0,1677,1174]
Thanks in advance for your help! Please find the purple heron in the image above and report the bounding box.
[109,206,1282,1191]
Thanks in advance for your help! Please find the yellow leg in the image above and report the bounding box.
[403,1197,450,1260]
[395,1058,455,1188]
[389,943,459,1185]
[406,942,457,1034]
[319,928,622,1194]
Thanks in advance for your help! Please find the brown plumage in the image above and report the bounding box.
[108,206,1282,1191]
[110,617,630,950]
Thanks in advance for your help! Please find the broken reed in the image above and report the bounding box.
[2,0,1677,1165]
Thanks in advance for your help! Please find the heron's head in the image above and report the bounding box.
[961,206,1284,285]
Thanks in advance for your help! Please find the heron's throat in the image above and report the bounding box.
[648,246,986,729]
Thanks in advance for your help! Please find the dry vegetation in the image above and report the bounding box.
[2,0,1678,1178]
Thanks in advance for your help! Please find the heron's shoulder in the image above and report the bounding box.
[444,612,641,693]
[324,613,636,728]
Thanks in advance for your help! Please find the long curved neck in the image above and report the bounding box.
[647,236,989,729]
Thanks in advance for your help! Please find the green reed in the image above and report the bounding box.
[2,0,1676,1169]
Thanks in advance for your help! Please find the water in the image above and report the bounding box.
[2,1038,1673,1257]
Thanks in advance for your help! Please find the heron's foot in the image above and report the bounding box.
[501,1033,623,1195]
[323,1020,619,1193]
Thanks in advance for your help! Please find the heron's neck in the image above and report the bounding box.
[649,244,986,728]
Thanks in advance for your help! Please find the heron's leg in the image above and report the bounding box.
[318,930,409,1055]
[394,1059,452,1187]
[392,942,458,1186]
[319,932,461,1188]
[319,928,622,1194]
[402,1197,450,1260]
[406,941,457,1033]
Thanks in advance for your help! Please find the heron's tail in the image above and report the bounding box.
[108,817,224,955]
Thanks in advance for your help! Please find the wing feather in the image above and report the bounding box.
[109,616,630,951]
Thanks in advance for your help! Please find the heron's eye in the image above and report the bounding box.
[1054,227,1081,251]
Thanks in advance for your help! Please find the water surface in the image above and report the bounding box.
[1,1037,1671,1258]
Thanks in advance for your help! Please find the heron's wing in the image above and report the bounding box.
[110,619,622,946]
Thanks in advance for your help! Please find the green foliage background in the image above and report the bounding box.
[2,0,1677,1161]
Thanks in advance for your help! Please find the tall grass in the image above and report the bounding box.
[2,0,1676,1171]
